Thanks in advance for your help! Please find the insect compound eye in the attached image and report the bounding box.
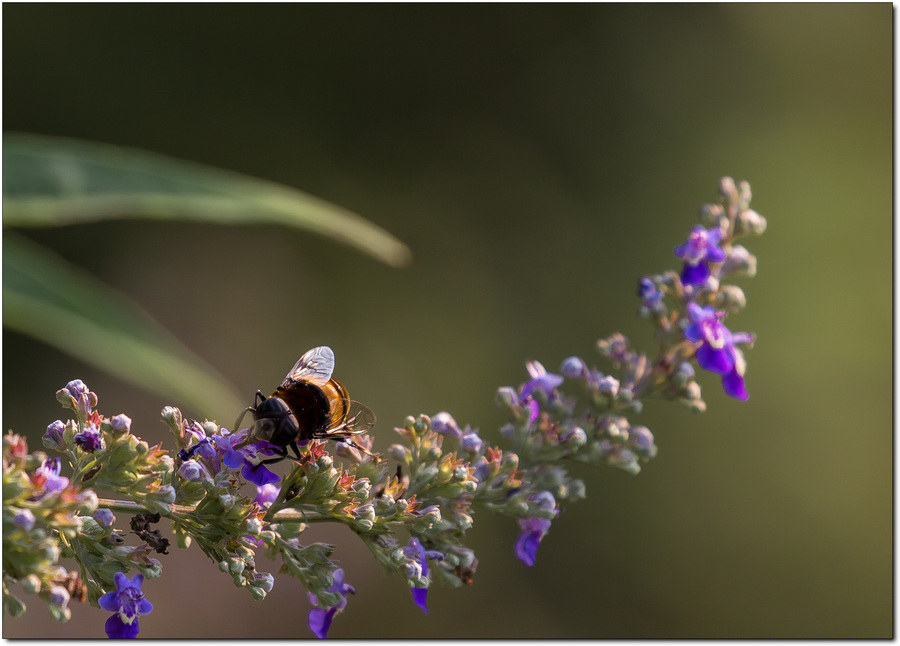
[254,397,299,447]
[253,417,278,442]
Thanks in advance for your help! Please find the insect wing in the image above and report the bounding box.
[326,399,376,436]
[281,346,335,388]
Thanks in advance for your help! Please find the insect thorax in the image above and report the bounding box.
[271,382,331,442]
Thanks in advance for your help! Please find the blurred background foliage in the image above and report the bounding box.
[2,3,890,639]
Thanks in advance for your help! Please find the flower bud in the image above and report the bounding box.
[109,414,132,436]
[43,420,67,452]
[244,517,263,536]
[495,387,519,408]
[22,574,41,595]
[721,245,757,278]
[672,362,695,387]
[161,406,183,428]
[93,508,115,528]
[460,432,483,454]
[178,459,207,482]
[734,208,767,237]
[13,508,35,531]
[501,453,518,471]
[698,202,725,228]
[254,572,275,594]
[388,444,410,462]
[47,585,70,610]
[718,176,737,202]
[627,426,658,459]
[597,376,619,397]
[431,412,461,440]
[565,426,587,449]
[413,416,430,435]
[715,285,747,313]
[559,356,586,379]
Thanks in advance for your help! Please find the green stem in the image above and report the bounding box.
[95,497,332,523]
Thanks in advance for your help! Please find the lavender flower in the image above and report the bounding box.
[13,508,35,531]
[515,517,552,567]
[431,412,462,440]
[254,483,280,508]
[212,430,280,486]
[93,509,116,528]
[177,459,209,482]
[32,458,69,494]
[684,303,753,400]
[109,414,132,435]
[402,538,444,614]
[559,356,587,379]
[638,277,664,310]
[675,225,727,287]
[43,420,66,451]
[74,425,102,453]
[307,568,355,639]
[520,361,564,400]
[98,572,153,639]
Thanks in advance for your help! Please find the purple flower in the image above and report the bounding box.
[32,458,69,494]
[94,509,116,528]
[402,538,444,614]
[74,425,102,453]
[254,483,280,508]
[460,431,483,454]
[520,361,564,400]
[559,356,587,379]
[515,517,552,567]
[675,226,727,287]
[13,508,35,531]
[44,420,66,451]
[98,572,153,639]
[64,379,89,399]
[177,459,209,482]
[307,568,355,639]
[109,414,132,435]
[212,430,280,486]
[684,303,752,400]
[638,277,664,309]
[431,412,461,440]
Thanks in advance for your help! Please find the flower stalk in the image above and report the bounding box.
[3,177,763,638]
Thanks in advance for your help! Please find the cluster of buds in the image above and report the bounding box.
[2,431,97,622]
[2,178,762,639]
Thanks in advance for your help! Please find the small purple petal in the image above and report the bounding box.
[411,587,429,614]
[243,462,280,486]
[707,246,728,263]
[722,369,749,400]
[13,509,35,531]
[308,607,337,639]
[105,614,139,639]
[684,323,704,343]
[255,483,281,507]
[525,399,540,424]
[98,591,120,612]
[696,345,734,375]
[515,517,552,567]
[680,261,710,287]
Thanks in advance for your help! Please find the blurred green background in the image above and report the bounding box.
[2,3,890,639]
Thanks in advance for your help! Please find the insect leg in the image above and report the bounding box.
[289,441,304,461]
[256,446,289,466]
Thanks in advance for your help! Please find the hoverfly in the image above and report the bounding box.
[233,346,376,465]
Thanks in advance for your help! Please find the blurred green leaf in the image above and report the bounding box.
[3,133,411,268]
[3,233,245,418]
